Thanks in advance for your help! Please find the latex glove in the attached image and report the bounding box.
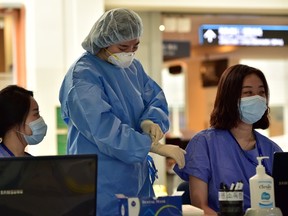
[141,120,164,144]
[150,143,186,169]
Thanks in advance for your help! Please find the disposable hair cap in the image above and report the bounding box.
[82,8,143,54]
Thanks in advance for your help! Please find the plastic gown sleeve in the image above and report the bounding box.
[65,82,151,164]
[139,78,169,134]
[150,142,186,169]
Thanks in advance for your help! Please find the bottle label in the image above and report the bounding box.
[251,181,275,208]
[258,191,273,208]
[219,191,243,201]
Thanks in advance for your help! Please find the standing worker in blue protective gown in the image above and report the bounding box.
[59,8,186,216]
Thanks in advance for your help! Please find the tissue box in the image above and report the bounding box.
[116,194,182,216]
[182,205,204,216]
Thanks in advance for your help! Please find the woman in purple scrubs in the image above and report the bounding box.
[174,64,282,215]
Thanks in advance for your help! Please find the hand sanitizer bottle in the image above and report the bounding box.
[249,156,275,209]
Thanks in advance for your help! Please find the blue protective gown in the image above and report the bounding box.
[59,52,169,216]
[174,128,282,212]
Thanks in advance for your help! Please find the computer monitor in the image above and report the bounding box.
[0,154,97,216]
[272,152,288,216]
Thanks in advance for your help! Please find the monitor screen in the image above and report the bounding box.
[272,152,288,216]
[0,154,97,216]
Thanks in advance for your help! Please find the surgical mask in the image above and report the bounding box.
[107,51,135,68]
[23,117,48,145]
[239,95,267,124]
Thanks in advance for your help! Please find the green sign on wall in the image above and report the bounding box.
[56,106,68,155]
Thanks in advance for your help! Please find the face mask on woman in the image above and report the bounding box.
[107,51,135,68]
[239,95,267,124]
[23,117,48,145]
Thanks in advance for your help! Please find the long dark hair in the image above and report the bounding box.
[210,64,270,129]
[0,85,34,138]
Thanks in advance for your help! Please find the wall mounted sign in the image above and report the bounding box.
[163,40,190,61]
[199,24,288,46]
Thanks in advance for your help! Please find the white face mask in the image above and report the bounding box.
[107,52,135,68]
[23,117,48,145]
[239,95,267,124]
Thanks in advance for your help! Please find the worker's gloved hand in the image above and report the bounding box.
[141,120,164,144]
[150,143,186,169]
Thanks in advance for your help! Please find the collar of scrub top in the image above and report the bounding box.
[0,143,15,156]
[228,130,271,175]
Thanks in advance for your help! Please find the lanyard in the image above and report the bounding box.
[228,130,271,175]
[147,155,158,185]
[0,143,15,156]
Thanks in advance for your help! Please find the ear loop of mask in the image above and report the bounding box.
[105,49,119,60]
